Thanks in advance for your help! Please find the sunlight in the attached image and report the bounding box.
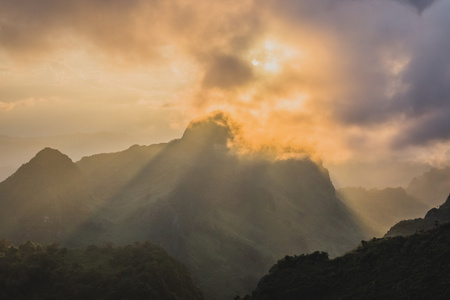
[264,61,280,72]
[275,95,308,111]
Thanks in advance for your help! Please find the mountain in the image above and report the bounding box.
[338,187,430,236]
[0,132,136,182]
[406,166,450,207]
[0,112,367,300]
[385,193,450,237]
[76,143,167,201]
[76,112,366,299]
[0,240,204,300]
[0,148,95,245]
[239,221,450,300]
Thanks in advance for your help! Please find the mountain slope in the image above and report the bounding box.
[74,112,366,299]
[406,166,450,207]
[338,187,429,235]
[0,240,204,300]
[0,112,367,300]
[386,193,450,237]
[0,148,95,245]
[240,221,450,300]
[77,143,167,201]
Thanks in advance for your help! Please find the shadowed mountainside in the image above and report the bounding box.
[240,212,450,299]
[406,166,450,207]
[75,112,367,299]
[386,193,450,237]
[338,187,430,236]
[0,112,367,300]
[0,148,95,245]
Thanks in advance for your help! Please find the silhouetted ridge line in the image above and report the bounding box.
[386,193,450,237]
[239,220,450,299]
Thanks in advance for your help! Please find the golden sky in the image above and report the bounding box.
[0,0,449,186]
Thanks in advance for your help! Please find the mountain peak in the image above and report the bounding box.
[4,147,78,185]
[181,111,239,146]
[33,147,73,163]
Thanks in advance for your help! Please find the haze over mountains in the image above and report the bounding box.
[0,148,95,245]
[338,187,430,236]
[241,205,450,299]
[0,132,138,182]
[386,193,450,237]
[0,112,449,299]
[0,112,368,299]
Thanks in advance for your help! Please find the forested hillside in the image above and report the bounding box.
[240,221,450,299]
[0,240,204,300]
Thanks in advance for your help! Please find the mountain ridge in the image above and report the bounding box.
[0,112,367,300]
[0,147,95,245]
[385,193,450,237]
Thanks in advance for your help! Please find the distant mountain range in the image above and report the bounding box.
[386,193,450,237]
[406,166,450,207]
[338,187,430,235]
[0,112,367,300]
[336,164,450,236]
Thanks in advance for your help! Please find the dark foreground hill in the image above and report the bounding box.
[239,221,450,300]
[386,193,450,237]
[0,240,204,300]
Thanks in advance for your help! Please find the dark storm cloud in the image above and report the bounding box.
[202,55,254,89]
[394,110,450,147]
[392,1,450,147]
[270,0,449,148]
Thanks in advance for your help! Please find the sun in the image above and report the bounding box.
[249,39,298,74]
[264,61,279,72]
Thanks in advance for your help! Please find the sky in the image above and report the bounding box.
[0,0,449,187]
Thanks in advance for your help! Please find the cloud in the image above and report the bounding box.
[0,0,449,171]
[396,0,438,13]
[202,55,254,89]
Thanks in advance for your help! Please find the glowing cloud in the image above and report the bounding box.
[0,0,449,186]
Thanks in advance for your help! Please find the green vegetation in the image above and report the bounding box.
[239,222,450,299]
[0,240,204,300]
